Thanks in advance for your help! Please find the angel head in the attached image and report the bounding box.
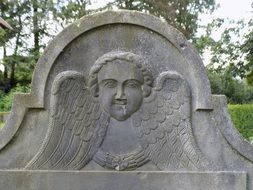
[88,51,153,121]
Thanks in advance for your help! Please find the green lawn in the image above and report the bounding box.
[228,104,253,141]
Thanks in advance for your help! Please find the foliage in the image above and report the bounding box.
[247,70,253,86]
[0,0,94,92]
[109,0,216,40]
[0,111,8,129]
[243,27,253,85]
[1,1,35,90]
[0,0,217,93]
[0,85,30,112]
[0,0,60,91]
[51,0,91,27]
[196,15,253,83]
[0,29,6,46]
[207,67,253,104]
[2,55,35,86]
[229,104,253,141]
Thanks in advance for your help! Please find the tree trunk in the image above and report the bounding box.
[32,0,40,57]
[9,60,15,87]
[125,0,134,9]
[3,46,7,79]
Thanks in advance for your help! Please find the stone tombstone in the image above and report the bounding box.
[0,10,251,190]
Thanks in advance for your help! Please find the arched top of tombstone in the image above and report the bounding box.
[29,10,212,111]
[0,10,213,152]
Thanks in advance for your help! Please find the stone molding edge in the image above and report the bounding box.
[212,95,253,162]
[0,93,43,150]
[0,170,247,174]
[0,170,247,190]
[0,10,212,151]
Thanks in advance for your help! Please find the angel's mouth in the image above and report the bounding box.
[114,99,127,105]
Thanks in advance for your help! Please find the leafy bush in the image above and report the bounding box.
[0,85,30,112]
[228,104,253,140]
[208,68,253,104]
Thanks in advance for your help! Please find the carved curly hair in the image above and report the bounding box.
[88,51,153,97]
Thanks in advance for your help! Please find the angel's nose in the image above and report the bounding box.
[115,85,126,100]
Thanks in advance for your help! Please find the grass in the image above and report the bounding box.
[228,104,253,141]
[0,121,4,130]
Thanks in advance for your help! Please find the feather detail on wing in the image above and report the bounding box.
[132,71,211,170]
[26,71,110,170]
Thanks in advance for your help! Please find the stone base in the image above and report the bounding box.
[0,170,246,190]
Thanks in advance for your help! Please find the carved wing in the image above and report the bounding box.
[26,71,110,170]
[132,71,211,170]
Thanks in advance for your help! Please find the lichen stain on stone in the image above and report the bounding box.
[138,172,148,180]
[75,20,82,28]
[15,172,33,189]
[121,27,135,49]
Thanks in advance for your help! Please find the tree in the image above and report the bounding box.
[207,66,253,103]
[0,0,60,91]
[0,0,29,90]
[195,1,253,86]
[242,18,253,86]
[109,0,216,40]
[50,0,91,28]
[0,0,216,91]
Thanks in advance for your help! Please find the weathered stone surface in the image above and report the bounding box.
[0,10,253,190]
[0,171,246,190]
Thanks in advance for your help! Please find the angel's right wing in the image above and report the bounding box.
[26,71,110,170]
[132,71,213,170]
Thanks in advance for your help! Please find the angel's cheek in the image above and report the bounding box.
[102,89,116,104]
[125,88,143,113]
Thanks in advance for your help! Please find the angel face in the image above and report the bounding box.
[98,59,144,121]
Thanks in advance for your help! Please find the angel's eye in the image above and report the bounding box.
[104,80,117,88]
[126,81,139,88]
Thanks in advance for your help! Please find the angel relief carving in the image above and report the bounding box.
[26,51,212,171]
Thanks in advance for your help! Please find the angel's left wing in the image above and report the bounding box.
[26,71,110,170]
[132,71,213,170]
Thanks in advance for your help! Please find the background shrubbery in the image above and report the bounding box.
[0,85,30,112]
[208,68,253,104]
[229,104,253,140]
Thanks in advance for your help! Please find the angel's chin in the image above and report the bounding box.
[103,104,138,121]
[110,107,131,121]
[110,112,130,121]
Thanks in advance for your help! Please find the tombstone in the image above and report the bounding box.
[0,10,251,190]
